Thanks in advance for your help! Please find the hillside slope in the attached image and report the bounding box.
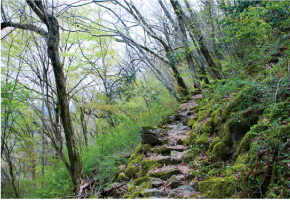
[100,70,290,198]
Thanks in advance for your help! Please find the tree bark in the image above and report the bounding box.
[80,107,88,146]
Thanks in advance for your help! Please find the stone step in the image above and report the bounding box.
[148,166,181,180]
[144,155,171,165]
[152,145,187,154]
[170,150,188,164]
[141,189,167,198]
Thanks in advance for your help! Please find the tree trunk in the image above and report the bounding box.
[159,0,202,87]
[174,0,222,79]
[45,15,83,191]
[80,108,88,146]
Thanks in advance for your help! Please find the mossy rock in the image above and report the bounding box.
[196,120,213,148]
[125,155,143,178]
[152,146,167,154]
[229,108,261,143]
[209,124,233,161]
[133,176,149,186]
[197,175,236,198]
[111,166,122,182]
[185,131,198,146]
[235,132,257,157]
[221,91,243,120]
[127,184,136,193]
[116,173,127,182]
[200,99,215,111]
[126,181,151,199]
[269,101,290,121]
[222,164,245,176]
[136,159,162,177]
[142,144,153,153]
[208,170,219,177]
[211,108,222,127]
[245,64,263,77]
[208,137,221,154]
[191,110,212,130]
[148,167,180,180]
[187,116,198,127]
[125,164,140,178]
[234,152,249,166]
[128,143,143,163]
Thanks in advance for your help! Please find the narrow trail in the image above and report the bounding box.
[101,94,203,198]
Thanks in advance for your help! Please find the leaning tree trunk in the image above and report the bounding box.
[45,15,83,191]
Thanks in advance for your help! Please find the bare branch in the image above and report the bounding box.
[1,21,48,38]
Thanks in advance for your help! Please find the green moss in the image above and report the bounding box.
[211,108,222,127]
[128,143,143,163]
[125,155,143,178]
[152,146,167,154]
[188,170,199,180]
[208,137,221,153]
[221,92,242,120]
[209,124,233,161]
[200,99,215,111]
[208,170,219,176]
[116,173,127,182]
[187,116,198,127]
[192,110,212,130]
[126,181,151,199]
[196,120,213,148]
[197,175,236,198]
[128,185,136,193]
[142,144,152,153]
[222,164,244,176]
[234,152,249,166]
[235,132,256,157]
[111,166,122,182]
[185,131,198,146]
[245,64,263,77]
[136,160,162,177]
[269,101,290,121]
[125,164,139,178]
[133,176,149,186]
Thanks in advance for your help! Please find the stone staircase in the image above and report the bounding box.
[103,95,202,199]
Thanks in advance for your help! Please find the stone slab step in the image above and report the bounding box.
[141,189,167,198]
[148,166,181,180]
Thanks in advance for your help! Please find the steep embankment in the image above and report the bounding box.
[101,85,290,198]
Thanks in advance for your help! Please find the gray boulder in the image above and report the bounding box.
[140,126,167,145]
[151,177,163,187]
[168,175,182,188]
[141,189,167,197]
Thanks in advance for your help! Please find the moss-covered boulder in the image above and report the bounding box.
[196,120,213,148]
[197,175,236,198]
[116,173,127,182]
[208,124,233,161]
[148,166,181,180]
